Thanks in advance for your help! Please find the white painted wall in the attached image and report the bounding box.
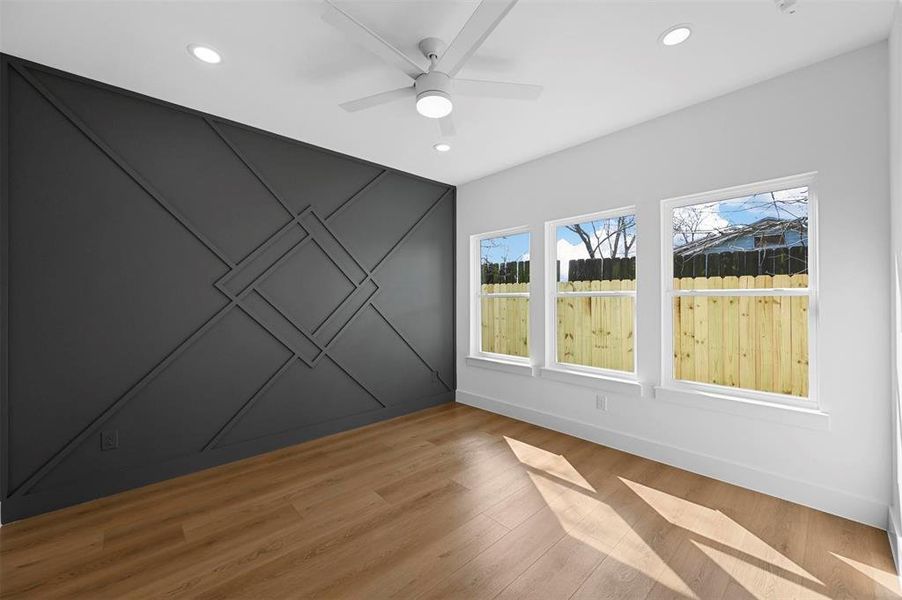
[456,42,891,528]
[887,0,902,561]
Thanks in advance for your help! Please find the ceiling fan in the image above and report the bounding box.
[322,0,542,136]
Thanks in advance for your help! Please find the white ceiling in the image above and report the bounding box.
[0,0,896,185]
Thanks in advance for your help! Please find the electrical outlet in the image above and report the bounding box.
[101,429,119,451]
[595,394,608,411]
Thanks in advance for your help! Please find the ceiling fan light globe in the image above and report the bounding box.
[416,92,453,119]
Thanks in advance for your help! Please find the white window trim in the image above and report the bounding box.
[544,206,639,383]
[469,225,532,366]
[466,355,536,377]
[539,366,647,396]
[652,385,830,431]
[659,172,820,411]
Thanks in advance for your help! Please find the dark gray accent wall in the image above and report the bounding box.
[0,55,456,522]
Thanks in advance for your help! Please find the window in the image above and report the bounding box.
[662,174,816,407]
[754,233,786,248]
[473,229,531,360]
[546,209,637,375]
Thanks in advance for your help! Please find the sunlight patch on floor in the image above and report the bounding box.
[610,527,701,599]
[831,552,902,595]
[693,540,827,599]
[506,437,697,599]
[623,478,821,587]
[504,436,595,492]
[620,478,714,529]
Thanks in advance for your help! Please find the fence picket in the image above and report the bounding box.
[792,274,809,397]
[755,275,774,392]
[773,274,793,394]
[610,279,623,372]
[693,277,709,382]
[559,282,575,364]
[623,279,635,370]
[708,277,724,385]
[672,278,681,380]
[583,281,595,369]
[680,277,696,381]
[723,275,740,388]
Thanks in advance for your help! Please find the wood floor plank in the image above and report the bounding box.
[642,478,760,600]
[192,481,476,599]
[493,451,673,600]
[480,437,610,530]
[0,403,896,600]
[799,510,891,600]
[418,504,581,600]
[570,465,713,600]
[5,404,454,529]
[128,492,394,599]
[314,514,510,599]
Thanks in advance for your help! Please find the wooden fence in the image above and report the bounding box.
[674,246,807,277]
[482,261,530,284]
[479,280,636,369]
[480,248,809,397]
[480,256,637,284]
[565,257,635,282]
[673,274,809,397]
[480,284,529,357]
[556,280,635,372]
[480,247,807,284]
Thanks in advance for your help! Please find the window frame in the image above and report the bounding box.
[660,172,819,410]
[469,226,532,365]
[544,206,639,379]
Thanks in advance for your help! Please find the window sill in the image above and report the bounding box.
[653,386,830,431]
[465,355,536,377]
[539,367,645,397]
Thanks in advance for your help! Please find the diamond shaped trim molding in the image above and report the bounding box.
[0,57,455,521]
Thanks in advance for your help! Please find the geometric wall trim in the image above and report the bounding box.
[0,54,455,521]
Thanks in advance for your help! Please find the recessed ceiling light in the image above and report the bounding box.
[433,143,451,152]
[416,92,453,119]
[660,25,692,47]
[188,44,222,64]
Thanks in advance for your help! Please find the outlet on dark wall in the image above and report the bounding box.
[0,55,456,522]
[100,431,119,451]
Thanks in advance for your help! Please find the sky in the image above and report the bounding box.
[672,186,809,247]
[480,217,637,282]
[479,217,637,267]
[718,186,808,225]
[555,217,637,280]
[479,186,808,270]
[480,232,530,264]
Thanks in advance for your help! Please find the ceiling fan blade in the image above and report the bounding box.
[454,78,542,100]
[435,0,519,77]
[322,1,426,79]
[439,115,456,137]
[339,86,415,112]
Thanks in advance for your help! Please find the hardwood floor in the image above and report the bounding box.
[0,402,898,599]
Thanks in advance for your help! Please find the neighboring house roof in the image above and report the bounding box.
[674,216,807,257]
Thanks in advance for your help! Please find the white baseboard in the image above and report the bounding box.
[888,507,902,577]
[456,389,887,529]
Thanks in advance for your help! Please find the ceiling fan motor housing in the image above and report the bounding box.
[415,70,451,99]
[415,71,453,118]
